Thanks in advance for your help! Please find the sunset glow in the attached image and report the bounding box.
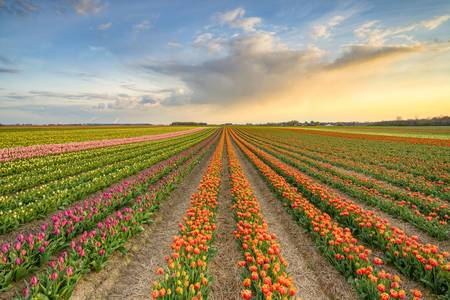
[1,0,449,123]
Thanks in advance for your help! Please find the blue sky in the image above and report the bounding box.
[1,0,449,124]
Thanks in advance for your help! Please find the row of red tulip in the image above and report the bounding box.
[237,128,448,200]
[238,132,448,239]
[225,132,298,299]
[152,132,225,299]
[229,130,423,300]
[232,130,449,296]
[239,130,448,220]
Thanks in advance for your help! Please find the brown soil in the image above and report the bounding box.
[232,140,358,300]
[70,144,215,300]
[208,148,242,300]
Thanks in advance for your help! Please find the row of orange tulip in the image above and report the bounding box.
[152,132,225,299]
[237,131,448,239]
[230,130,423,300]
[225,132,298,300]
[232,130,449,296]
[236,128,448,200]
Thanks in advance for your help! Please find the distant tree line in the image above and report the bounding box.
[240,116,450,127]
[368,116,450,126]
[170,122,207,126]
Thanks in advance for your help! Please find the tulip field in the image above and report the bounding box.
[0,125,449,300]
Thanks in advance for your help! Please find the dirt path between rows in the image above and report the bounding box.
[71,144,215,300]
[208,148,241,300]
[232,140,358,300]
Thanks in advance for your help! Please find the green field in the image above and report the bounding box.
[0,125,197,148]
[291,126,450,139]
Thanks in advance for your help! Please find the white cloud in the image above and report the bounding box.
[312,15,346,39]
[133,20,152,32]
[421,15,450,30]
[73,0,105,16]
[167,41,182,48]
[218,7,245,24]
[228,31,286,55]
[354,20,379,39]
[105,95,159,109]
[97,22,112,30]
[354,21,419,46]
[217,7,261,32]
[88,45,106,51]
[354,15,450,46]
[193,32,225,53]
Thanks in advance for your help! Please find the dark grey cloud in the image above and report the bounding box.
[0,0,106,16]
[120,82,173,94]
[0,67,20,73]
[28,90,112,100]
[139,95,157,104]
[0,54,20,74]
[3,94,28,100]
[0,55,13,65]
[55,70,99,82]
[329,45,418,69]
[1,90,162,112]
[0,0,39,16]
[0,103,98,124]
[160,91,191,106]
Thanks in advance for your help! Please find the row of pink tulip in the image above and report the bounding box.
[16,134,218,299]
[0,128,204,162]
[0,132,218,291]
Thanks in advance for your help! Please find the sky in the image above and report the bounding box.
[0,0,449,124]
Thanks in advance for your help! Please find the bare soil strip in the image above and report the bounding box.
[70,144,215,300]
[208,148,242,300]
[232,140,358,300]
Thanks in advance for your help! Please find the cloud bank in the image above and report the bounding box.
[140,31,427,107]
